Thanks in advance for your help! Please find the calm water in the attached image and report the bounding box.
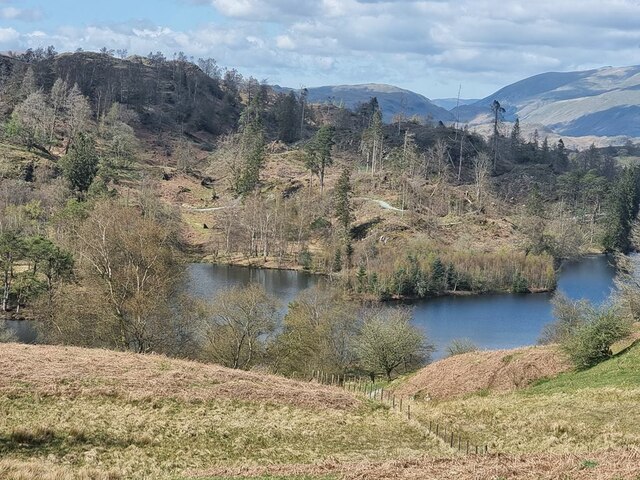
[4,256,617,358]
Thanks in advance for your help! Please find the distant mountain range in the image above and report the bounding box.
[273,83,454,123]
[430,98,479,111]
[453,65,640,137]
[281,65,640,139]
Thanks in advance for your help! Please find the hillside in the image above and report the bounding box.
[2,342,640,479]
[275,83,454,123]
[0,343,445,479]
[454,65,640,138]
[393,345,571,400]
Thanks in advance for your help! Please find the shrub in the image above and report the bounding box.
[562,308,632,369]
[539,294,593,344]
[446,338,479,357]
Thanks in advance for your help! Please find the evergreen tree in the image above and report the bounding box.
[60,133,99,193]
[305,125,335,193]
[275,91,300,143]
[235,95,266,195]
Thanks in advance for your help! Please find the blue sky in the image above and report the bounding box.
[2,0,640,98]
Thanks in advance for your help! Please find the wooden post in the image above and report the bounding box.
[399,397,403,412]
[466,440,469,455]
[407,404,411,420]
[450,432,454,447]
[392,395,396,408]
[380,388,384,402]
[475,445,478,455]
[458,436,461,451]
[436,424,439,436]
[331,374,334,385]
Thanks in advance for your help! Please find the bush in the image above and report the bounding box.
[445,338,479,357]
[562,308,632,370]
[539,294,593,344]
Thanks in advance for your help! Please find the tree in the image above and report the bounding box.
[60,133,99,193]
[234,95,266,195]
[45,200,188,354]
[197,57,221,79]
[563,307,632,369]
[334,167,352,235]
[48,78,69,148]
[472,152,491,206]
[603,166,640,252]
[274,91,300,143]
[25,236,73,305]
[271,287,359,375]
[202,284,279,369]
[510,118,521,160]
[490,100,505,167]
[7,91,52,151]
[305,125,335,193]
[356,307,431,380]
[0,231,25,312]
[65,84,92,153]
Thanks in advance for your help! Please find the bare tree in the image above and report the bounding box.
[202,284,279,369]
[472,152,491,207]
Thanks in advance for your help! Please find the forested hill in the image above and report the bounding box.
[2,47,640,330]
[0,51,241,138]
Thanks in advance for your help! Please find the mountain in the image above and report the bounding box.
[431,97,480,111]
[454,65,640,137]
[275,83,455,123]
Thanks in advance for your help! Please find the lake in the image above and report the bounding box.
[4,255,617,358]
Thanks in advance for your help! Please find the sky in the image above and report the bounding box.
[1,0,640,99]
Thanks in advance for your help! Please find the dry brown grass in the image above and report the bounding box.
[193,447,640,479]
[0,343,358,410]
[393,345,571,400]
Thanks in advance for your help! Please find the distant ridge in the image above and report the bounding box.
[274,83,454,123]
[453,65,640,137]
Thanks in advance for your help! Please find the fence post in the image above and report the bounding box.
[407,404,411,420]
[466,440,469,455]
[450,432,454,447]
[392,395,396,409]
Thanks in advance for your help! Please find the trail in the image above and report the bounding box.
[355,197,406,212]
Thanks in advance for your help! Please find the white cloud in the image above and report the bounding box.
[0,6,42,21]
[3,0,640,97]
[0,27,19,42]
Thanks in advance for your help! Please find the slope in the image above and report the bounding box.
[275,83,454,123]
[454,65,640,138]
[0,344,444,479]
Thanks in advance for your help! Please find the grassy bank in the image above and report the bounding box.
[0,344,443,479]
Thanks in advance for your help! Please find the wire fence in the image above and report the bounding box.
[308,370,489,455]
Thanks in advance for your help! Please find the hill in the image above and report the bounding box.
[393,345,571,400]
[431,97,480,111]
[0,343,444,479]
[2,342,640,479]
[275,83,455,123]
[454,65,640,138]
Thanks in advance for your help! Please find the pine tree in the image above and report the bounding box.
[305,125,335,193]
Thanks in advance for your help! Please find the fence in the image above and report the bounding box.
[308,370,489,455]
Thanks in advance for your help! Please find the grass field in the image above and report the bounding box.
[411,341,640,455]
[1,341,640,479]
[0,344,444,479]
